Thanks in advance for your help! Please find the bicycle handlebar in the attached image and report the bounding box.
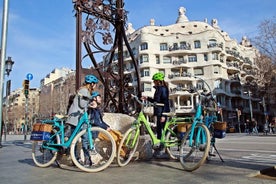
[131,94,164,107]
[183,73,218,105]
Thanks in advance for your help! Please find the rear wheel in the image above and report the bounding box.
[179,124,210,171]
[70,127,116,173]
[117,127,140,167]
[165,125,181,159]
[32,130,60,167]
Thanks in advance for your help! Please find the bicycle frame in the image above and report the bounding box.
[130,96,192,148]
[188,104,209,147]
[41,109,94,152]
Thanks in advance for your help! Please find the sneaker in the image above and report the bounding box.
[83,157,92,167]
[199,144,206,151]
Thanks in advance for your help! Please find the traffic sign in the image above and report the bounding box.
[26,73,33,80]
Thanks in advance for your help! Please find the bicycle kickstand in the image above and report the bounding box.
[213,144,224,162]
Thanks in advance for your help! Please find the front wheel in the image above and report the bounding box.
[179,124,210,171]
[117,127,140,167]
[70,127,116,173]
[32,130,60,167]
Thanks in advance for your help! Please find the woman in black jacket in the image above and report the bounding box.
[143,72,170,155]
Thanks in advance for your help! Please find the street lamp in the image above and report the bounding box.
[260,97,269,134]
[5,56,14,76]
[244,91,253,121]
[0,56,14,147]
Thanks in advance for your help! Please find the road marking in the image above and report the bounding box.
[219,148,276,154]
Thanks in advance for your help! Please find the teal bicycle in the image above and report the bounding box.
[178,74,212,171]
[31,106,116,172]
[116,94,192,167]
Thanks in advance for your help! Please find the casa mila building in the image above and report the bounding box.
[110,7,263,130]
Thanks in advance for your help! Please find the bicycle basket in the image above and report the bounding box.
[213,122,227,139]
[30,123,52,141]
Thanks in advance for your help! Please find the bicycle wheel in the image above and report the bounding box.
[70,127,116,172]
[117,127,140,167]
[165,125,180,160]
[179,124,210,171]
[32,130,60,167]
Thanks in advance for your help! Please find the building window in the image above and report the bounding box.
[140,42,148,50]
[140,68,150,77]
[180,41,190,49]
[208,39,217,48]
[194,68,204,76]
[132,47,137,57]
[212,52,219,60]
[159,69,165,76]
[188,55,197,62]
[213,65,221,74]
[160,43,168,51]
[204,54,208,61]
[194,40,201,49]
[140,54,149,64]
[143,82,152,92]
[156,55,160,64]
[144,68,150,76]
[196,81,204,90]
[163,56,171,64]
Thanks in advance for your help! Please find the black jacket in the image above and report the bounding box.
[89,108,110,130]
[148,86,170,116]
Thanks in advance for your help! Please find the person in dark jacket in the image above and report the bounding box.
[88,91,111,132]
[142,72,170,156]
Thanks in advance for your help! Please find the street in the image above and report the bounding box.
[0,133,275,184]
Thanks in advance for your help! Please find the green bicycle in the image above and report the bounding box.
[116,94,192,167]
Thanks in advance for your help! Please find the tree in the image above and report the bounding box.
[255,54,274,88]
[251,16,276,117]
[253,16,276,65]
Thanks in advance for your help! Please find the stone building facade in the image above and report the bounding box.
[106,7,265,130]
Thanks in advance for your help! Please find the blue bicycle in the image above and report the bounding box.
[179,74,212,171]
[31,106,116,172]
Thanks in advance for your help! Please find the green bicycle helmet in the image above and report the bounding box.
[152,72,165,81]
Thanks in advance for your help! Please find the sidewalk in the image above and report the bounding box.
[1,134,31,143]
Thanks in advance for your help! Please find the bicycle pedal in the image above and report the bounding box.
[209,153,216,157]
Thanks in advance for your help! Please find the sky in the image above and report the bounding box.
[1,0,275,93]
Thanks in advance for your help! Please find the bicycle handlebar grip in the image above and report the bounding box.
[155,102,164,107]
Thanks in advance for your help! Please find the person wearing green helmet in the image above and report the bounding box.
[142,72,170,157]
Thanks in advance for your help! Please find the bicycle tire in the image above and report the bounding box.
[117,127,140,167]
[165,125,180,160]
[32,129,60,167]
[70,127,116,172]
[179,124,210,171]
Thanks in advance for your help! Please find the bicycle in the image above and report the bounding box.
[31,106,116,173]
[178,74,214,171]
[116,94,192,167]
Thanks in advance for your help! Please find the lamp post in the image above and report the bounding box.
[0,0,11,148]
[0,57,14,147]
[244,91,253,121]
[262,97,269,134]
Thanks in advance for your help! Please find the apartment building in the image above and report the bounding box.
[39,68,75,118]
[3,88,40,134]
[109,7,263,129]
